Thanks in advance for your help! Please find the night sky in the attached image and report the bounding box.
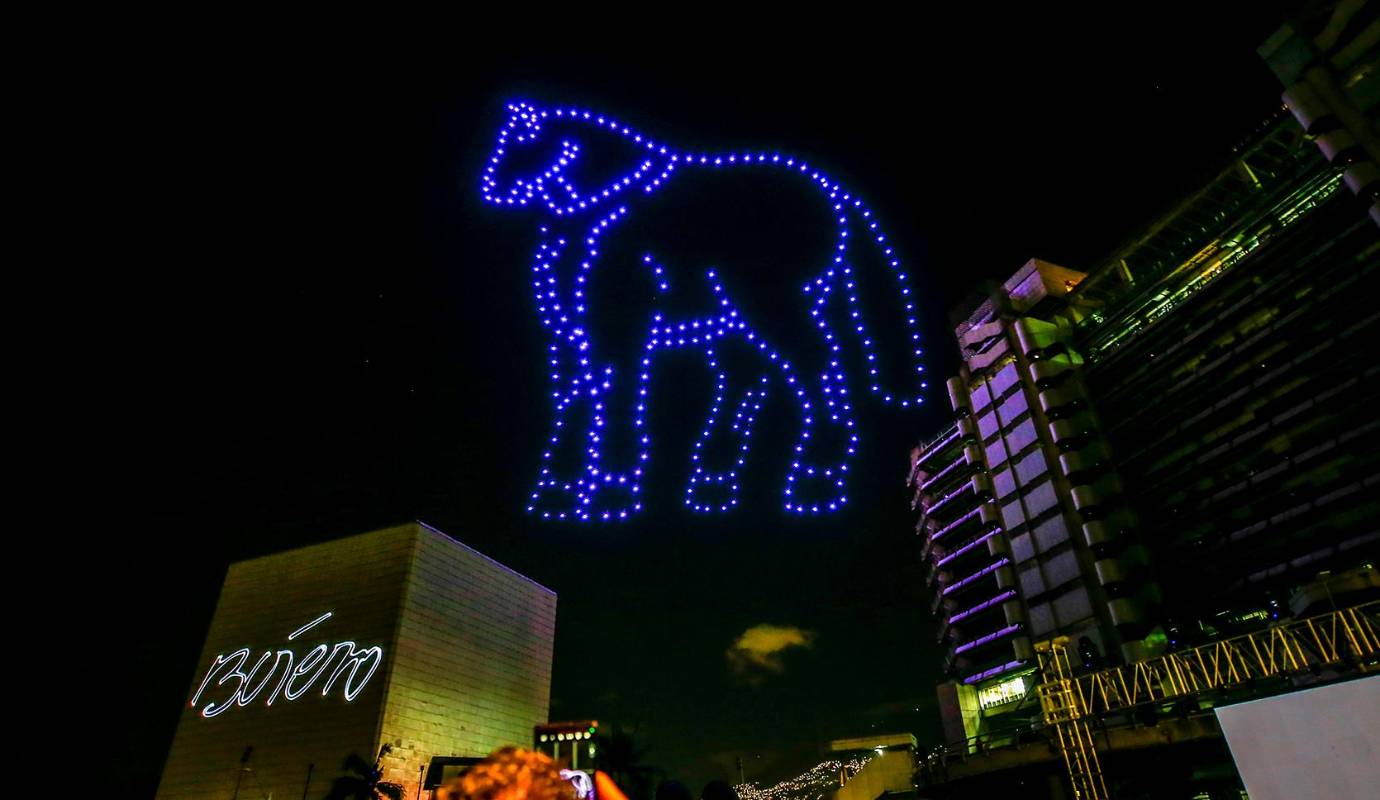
[94,7,1290,795]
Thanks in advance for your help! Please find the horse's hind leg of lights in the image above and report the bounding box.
[649,271,774,515]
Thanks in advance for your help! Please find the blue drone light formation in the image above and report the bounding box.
[481,101,928,521]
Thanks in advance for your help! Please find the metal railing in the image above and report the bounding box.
[1067,601,1378,718]
[1036,601,1379,799]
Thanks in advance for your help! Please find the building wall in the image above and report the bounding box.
[835,750,915,800]
[1081,202,1378,634]
[158,522,556,800]
[377,523,557,795]
[157,525,415,800]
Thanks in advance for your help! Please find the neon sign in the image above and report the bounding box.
[482,101,929,521]
[189,612,384,718]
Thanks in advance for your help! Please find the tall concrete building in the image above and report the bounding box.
[907,7,1378,793]
[157,522,557,800]
[1259,0,1380,227]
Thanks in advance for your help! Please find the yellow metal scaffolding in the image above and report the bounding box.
[1036,637,1109,800]
[1036,601,1379,799]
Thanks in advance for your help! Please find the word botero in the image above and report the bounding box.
[189,612,384,718]
[481,100,930,521]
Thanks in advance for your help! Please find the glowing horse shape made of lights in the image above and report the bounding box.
[482,101,928,521]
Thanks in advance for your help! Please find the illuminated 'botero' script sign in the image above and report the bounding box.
[190,612,384,718]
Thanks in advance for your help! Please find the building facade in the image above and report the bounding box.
[157,522,557,800]
[908,11,1378,789]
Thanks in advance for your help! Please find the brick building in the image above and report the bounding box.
[157,521,557,799]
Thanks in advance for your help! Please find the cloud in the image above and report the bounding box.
[726,624,815,683]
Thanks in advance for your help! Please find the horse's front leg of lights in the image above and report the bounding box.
[527,217,650,521]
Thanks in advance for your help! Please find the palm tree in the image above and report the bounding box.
[325,743,405,800]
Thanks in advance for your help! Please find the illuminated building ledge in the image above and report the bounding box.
[949,589,1019,624]
[962,659,1028,685]
[914,425,962,468]
[954,623,1022,655]
[922,479,982,519]
[930,506,985,543]
[942,557,1010,596]
[936,527,1004,568]
[921,453,973,492]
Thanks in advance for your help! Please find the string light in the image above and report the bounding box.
[735,757,871,800]
[482,100,928,520]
